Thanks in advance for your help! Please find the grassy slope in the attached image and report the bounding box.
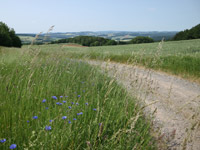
[0,46,156,149]
[56,39,200,81]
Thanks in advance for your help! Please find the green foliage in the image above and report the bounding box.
[130,36,154,44]
[51,36,118,47]
[173,24,200,41]
[0,22,22,48]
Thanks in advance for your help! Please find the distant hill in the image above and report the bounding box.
[17,31,177,45]
[173,24,200,41]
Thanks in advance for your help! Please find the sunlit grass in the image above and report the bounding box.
[55,39,200,81]
[0,47,156,149]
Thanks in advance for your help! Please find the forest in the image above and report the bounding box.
[173,24,200,40]
[0,22,22,48]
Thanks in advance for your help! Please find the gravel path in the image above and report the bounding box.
[87,60,200,150]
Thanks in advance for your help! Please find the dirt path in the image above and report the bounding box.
[87,60,200,150]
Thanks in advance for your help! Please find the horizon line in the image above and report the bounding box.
[16,30,179,34]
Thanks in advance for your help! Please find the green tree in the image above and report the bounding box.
[106,40,117,45]
[173,24,200,41]
[9,29,22,48]
[0,22,22,48]
[0,22,12,47]
[130,36,154,44]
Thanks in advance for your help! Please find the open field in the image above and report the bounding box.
[18,36,35,43]
[0,46,156,149]
[51,39,200,82]
[1,39,200,149]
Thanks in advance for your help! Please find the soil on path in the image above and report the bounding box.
[87,60,200,150]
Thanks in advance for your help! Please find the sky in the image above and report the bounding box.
[0,0,200,33]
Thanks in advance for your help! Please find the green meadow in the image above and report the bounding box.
[0,46,156,149]
[58,39,200,81]
[1,38,200,149]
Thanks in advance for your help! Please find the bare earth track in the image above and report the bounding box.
[87,60,200,150]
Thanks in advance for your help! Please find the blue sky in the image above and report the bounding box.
[0,0,200,33]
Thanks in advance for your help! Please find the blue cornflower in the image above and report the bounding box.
[42,99,46,103]
[76,103,79,105]
[52,96,57,100]
[71,102,74,105]
[60,96,63,98]
[73,118,77,120]
[9,144,17,149]
[85,103,88,105]
[45,107,48,110]
[93,108,97,111]
[62,116,67,120]
[49,120,53,122]
[77,112,83,115]
[99,123,102,126]
[68,120,71,124]
[27,120,29,123]
[56,102,62,105]
[45,126,51,131]
[78,95,81,97]
[68,106,72,109]
[63,101,66,103]
[33,116,38,119]
[0,139,6,143]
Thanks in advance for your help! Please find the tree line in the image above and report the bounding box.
[129,36,154,44]
[173,24,200,41]
[51,36,118,46]
[51,36,154,46]
[0,22,22,48]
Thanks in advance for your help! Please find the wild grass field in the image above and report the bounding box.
[54,39,200,82]
[0,46,156,149]
[1,38,199,149]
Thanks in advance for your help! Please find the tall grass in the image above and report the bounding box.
[0,47,156,149]
[57,39,200,81]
